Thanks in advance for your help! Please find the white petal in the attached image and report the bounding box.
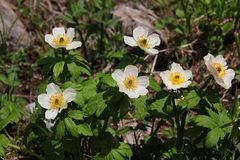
[44,119,56,130]
[171,63,184,72]
[124,36,137,47]
[223,69,235,89]
[124,65,138,77]
[184,70,192,80]
[66,28,75,41]
[66,41,82,50]
[160,70,172,89]
[136,86,148,96]
[213,75,225,87]
[45,109,58,120]
[63,88,76,103]
[38,94,51,109]
[147,33,161,47]
[180,81,192,88]
[125,90,139,99]
[144,48,159,55]
[214,55,226,67]
[46,83,61,95]
[137,76,149,87]
[112,69,124,83]
[133,26,148,41]
[203,54,213,62]
[52,27,65,37]
[45,34,53,44]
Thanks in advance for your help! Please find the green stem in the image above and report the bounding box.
[233,0,240,33]
[8,143,45,160]
[78,30,88,61]
[180,0,191,35]
[172,95,181,151]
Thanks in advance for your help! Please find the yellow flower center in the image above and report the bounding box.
[137,36,149,49]
[123,76,138,90]
[170,72,185,85]
[52,34,70,46]
[50,94,64,109]
[212,63,225,78]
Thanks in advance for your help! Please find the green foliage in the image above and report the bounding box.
[0,0,239,159]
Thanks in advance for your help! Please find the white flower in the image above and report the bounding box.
[112,65,149,98]
[160,63,192,90]
[44,119,56,131]
[124,26,161,55]
[38,83,76,120]
[45,27,82,50]
[204,54,235,89]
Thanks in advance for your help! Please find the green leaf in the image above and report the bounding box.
[68,110,84,120]
[67,62,82,78]
[96,73,116,87]
[0,134,9,157]
[149,77,161,92]
[0,101,22,131]
[92,142,132,160]
[53,61,65,78]
[132,96,148,120]
[150,93,169,113]
[194,115,217,129]
[179,90,200,109]
[175,9,185,18]
[221,21,234,35]
[55,120,65,139]
[83,92,107,117]
[64,118,78,137]
[81,80,97,101]
[76,123,93,136]
[0,74,8,85]
[74,92,85,106]
[119,96,129,118]
[205,127,221,149]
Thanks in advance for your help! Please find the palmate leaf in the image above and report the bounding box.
[68,110,84,120]
[55,120,65,139]
[53,61,65,78]
[83,92,107,117]
[178,90,200,109]
[0,100,22,131]
[132,96,148,120]
[92,142,132,160]
[205,127,222,149]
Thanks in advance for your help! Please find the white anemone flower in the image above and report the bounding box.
[160,63,192,90]
[124,26,161,55]
[204,54,235,89]
[45,27,82,50]
[112,65,149,98]
[38,83,76,120]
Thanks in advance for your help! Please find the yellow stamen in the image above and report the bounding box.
[123,76,138,90]
[52,34,70,46]
[50,94,64,109]
[170,72,185,85]
[137,36,149,49]
[212,63,225,78]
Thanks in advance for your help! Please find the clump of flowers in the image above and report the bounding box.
[45,27,82,50]
[160,62,192,90]
[38,83,76,120]
[204,54,235,89]
[123,26,161,55]
[112,65,149,98]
